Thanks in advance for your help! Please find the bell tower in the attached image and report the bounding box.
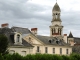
[50,2,63,37]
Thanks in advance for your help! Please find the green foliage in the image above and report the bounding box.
[0,54,4,60]
[0,34,8,55]
[70,53,80,60]
[72,46,80,54]
[0,53,80,60]
[62,55,70,60]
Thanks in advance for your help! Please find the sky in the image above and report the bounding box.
[0,0,80,37]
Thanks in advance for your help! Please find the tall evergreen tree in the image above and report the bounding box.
[0,34,8,55]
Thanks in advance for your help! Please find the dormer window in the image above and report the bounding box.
[14,32,22,45]
[49,40,52,43]
[17,34,20,42]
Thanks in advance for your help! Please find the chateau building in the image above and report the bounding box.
[0,2,80,56]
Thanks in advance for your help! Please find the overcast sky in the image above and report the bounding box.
[0,0,80,37]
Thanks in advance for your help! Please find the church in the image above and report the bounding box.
[0,2,80,56]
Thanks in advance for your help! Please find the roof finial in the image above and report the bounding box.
[56,0,57,2]
[56,0,57,4]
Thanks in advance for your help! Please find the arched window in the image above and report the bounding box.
[66,49,68,54]
[10,50,15,54]
[22,51,26,56]
[17,34,20,42]
[60,29,61,35]
[54,28,55,33]
[52,29,53,35]
[58,28,59,33]
[56,13,57,19]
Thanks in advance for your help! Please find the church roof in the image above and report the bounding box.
[53,2,61,12]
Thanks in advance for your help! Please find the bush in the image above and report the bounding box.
[0,54,4,60]
[0,53,80,60]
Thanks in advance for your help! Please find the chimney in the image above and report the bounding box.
[64,34,67,36]
[31,28,37,35]
[63,34,67,43]
[1,23,9,28]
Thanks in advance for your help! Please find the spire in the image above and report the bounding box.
[68,31,73,38]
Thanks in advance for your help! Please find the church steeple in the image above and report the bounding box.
[52,2,61,22]
[50,2,63,37]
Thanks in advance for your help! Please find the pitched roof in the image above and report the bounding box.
[0,27,33,47]
[0,28,13,34]
[68,32,73,38]
[11,27,32,34]
[36,35,69,46]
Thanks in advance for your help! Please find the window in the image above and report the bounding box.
[22,51,26,56]
[17,34,20,42]
[53,48,55,54]
[66,49,68,54]
[45,47,48,53]
[37,46,40,52]
[56,13,58,19]
[60,48,62,54]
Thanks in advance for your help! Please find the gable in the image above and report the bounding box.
[23,34,44,45]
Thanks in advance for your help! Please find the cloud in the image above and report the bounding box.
[0,0,80,37]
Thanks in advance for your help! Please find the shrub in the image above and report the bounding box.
[0,53,80,60]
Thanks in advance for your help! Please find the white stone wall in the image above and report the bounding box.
[68,38,74,46]
[52,21,61,26]
[9,47,33,56]
[23,35,72,55]
[63,35,67,43]
[32,45,72,55]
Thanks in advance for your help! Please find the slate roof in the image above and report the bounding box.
[74,37,80,45]
[11,27,32,34]
[0,28,13,34]
[1,27,79,47]
[36,35,69,46]
[0,27,33,47]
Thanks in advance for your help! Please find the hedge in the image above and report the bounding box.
[0,53,80,60]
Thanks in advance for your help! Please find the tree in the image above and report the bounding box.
[0,34,8,55]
